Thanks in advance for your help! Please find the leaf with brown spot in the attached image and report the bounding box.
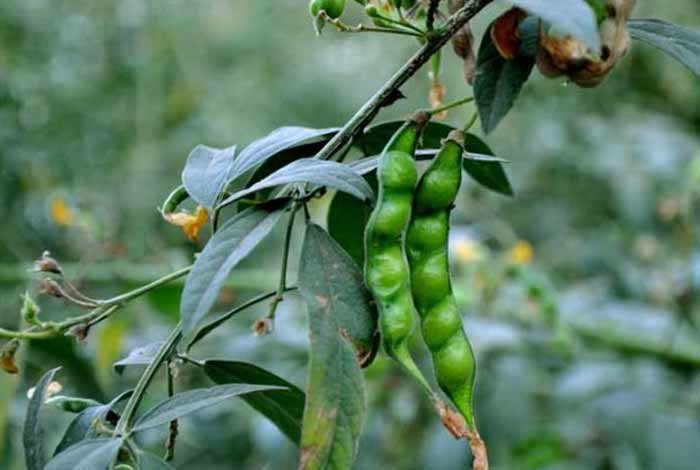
[297,224,374,470]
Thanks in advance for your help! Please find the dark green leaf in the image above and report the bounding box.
[138,450,176,470]
[23,367,60,470]
[629,19,700,75]
[229,127,339,184]
[219,159,374,208]
[327,173,377,266]
[204,360,306,444]
[113,342,165,375]
[53,406,105,456]
[180,203,286,337]
[463,133,514,196]
[46,438,122,470]
[45,396,101,414]
[54,390,132,456]
[182,145,236,209]
[132,383,285,432]
[475,25,535,134]
[512,0,600,51]
[297,224,368,469]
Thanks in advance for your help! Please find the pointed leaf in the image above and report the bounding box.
[182,145,237,209]
[204,360,306,444]
[219,159,374,207]
[132,383,285,432]
[297,224,367,470]
[23,367,60,470]
[229,127,339,184]
[512,0,600,51]
[46,438,122,470]
[463,133,514,196]
[180,203,286,336]
[629,19,700,75]
[113,341,165,375]
[475,24,535,134]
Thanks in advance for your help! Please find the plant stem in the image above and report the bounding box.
[100,266,192,306]
[314,0,495,163]
[114,324,183,436]
[186,287,298,351]
[463,111,479,132]
[266,204,298,321]
[428,96,474,116]
[164,360,178,462]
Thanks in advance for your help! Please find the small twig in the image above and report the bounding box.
[266,204,298,322]
[427,0,441,31]
[463,110,479,132]
[427,95,474,116]
[164,360,178,462]
[321,12,423,37]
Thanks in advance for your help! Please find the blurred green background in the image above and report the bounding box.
[1,1,700,469]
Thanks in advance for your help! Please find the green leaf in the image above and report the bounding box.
[204,360,306,444]
[219,159,374,208]
[327,173,377,266]
[475,24,535,134]
[229,127,339,184]
[53,390,132,456]
[45,396,102,414]
[182,145,237,209]
[629,19,700,75]
[46,438,122,470]
[245,140,331,190]
[138,450,176,470]
[132,383,285,432]
[23,367,60,470]
[512,0,600,51]
[297,223,368,470]
[180,203,287,337]
[463,133,514,196]
[113,341,165,375]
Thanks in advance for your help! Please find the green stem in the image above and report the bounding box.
[428,96,474,116]
[114,324,183,436]
[463,111,479,132]
[186,287,298,351]
[266,204,298,321]
[100,266,192,306]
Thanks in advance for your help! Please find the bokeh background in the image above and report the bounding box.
[1,1,700,469]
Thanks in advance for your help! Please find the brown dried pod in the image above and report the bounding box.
[39,278,64,299]
[34,251,63,275]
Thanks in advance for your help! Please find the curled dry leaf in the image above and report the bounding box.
[163,205,209,242]
[537,0,637,87]
[491,8,528,60]
[429,80,448,120]
[449,0,477,84]
[1,339,20,375]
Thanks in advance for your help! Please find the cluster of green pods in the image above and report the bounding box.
[364,115,479,432]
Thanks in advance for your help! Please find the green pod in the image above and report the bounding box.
[406,130,478,429]
[364,112,432,392]
[309,0,346,19]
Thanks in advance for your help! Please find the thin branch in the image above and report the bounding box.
[114,324,183,436]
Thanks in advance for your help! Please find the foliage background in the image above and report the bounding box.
[1,1,699,469]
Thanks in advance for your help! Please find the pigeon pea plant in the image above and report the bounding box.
[2,1,699,469]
